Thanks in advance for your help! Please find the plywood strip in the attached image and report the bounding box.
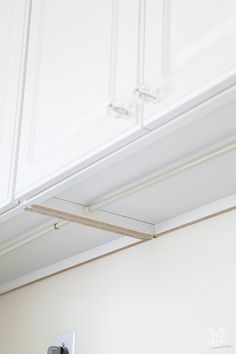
[26,204,153,240]
[2,203,236,297]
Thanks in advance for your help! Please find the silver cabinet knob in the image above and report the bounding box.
[107,103,129,119]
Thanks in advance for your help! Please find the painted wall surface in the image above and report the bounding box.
[0,210,236,354]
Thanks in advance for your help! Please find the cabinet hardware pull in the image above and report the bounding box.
[133,87,159,103]
[107,103,129,118]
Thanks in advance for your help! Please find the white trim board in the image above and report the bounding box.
[0,236,140,296]
[155,193,236,235]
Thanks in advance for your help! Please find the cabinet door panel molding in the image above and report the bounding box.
[141,0,236,129]
[0,0,28,213]
[16,0,144,199]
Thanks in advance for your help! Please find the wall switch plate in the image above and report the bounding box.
[55,329,76,354]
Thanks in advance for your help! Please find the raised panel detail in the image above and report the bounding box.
[142,0,236,129]
[168,0,236,73]
[16,0,143,198]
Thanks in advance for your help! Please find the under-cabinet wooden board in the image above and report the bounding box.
[0,199,150,293]
[0,206,144,294]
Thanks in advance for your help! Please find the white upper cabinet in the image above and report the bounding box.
[140,0,236,129]
[16,0,143,199]
[0,1,26,212]
[15,0,236,199]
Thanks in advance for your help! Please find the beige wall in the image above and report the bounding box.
[0,210,236,354]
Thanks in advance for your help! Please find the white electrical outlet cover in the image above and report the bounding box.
[55,329,76,354]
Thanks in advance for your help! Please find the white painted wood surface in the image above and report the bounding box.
[141,0,236,129]
[14,0,236,201]
[0,0,27,212]
[16,0,145,199]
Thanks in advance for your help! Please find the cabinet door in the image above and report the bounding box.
[16,0,143,199]
[0,1,26,212]
[140,0,236,129]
